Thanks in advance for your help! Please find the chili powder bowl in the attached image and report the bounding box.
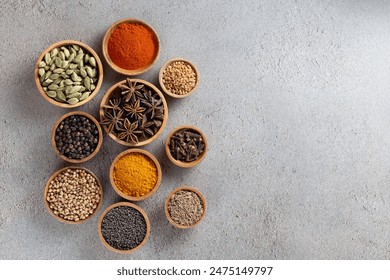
[51,111,103,163]
[165,125,208,168]
[34,40,103,108]
[98,202,151,254]
[109,149,162,201]
[44,166,103,224]
[102,18,160,76]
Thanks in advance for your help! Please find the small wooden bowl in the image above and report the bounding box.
[97,202,151,254]
[165,186,207,229]
[99,79,168,147]
[102,18,160,76]
[109,149,162,201]
[44,166,103,224]
[51,111,103,163]
[34,40,103,108]
[165,125,208,168]
[159,58,199,98]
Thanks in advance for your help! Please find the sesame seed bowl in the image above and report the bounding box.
[159,58,199,98]
[44,166,103,224]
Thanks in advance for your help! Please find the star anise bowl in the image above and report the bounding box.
[99,78,168,147]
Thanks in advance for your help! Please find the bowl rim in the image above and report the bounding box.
[158,57,200,99]
[102,18,160,76]
[51,111,103,163]
[44,166,103,224]
[164,186,207,229]
[109,148,162,201]
[165,125,208,168]
[99,78,168,147]
[97,201,151,254]
[34,40,104,108]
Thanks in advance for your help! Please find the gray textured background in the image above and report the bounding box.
[1,0,390,259]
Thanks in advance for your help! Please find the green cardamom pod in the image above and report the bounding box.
[57,91,66,101]
[67,92,82,99]
[45,78,53,84]
[59,51,65,61]
[67,97,79,105]
[83,77,91,90]
[47,91,57,98]
[71,72,82,82]
[84,53,90,63]
[52,78,62,85]
[89,57,96,67]
[62,47,70,58]
[44,53,51,64]
[53,68,64,74]
[50,63,56,71]
[79,91,90,101]
[69,85,82,94]
[48,84,59,90]
[39,61,46,68]
[50,74,60,80]
[50,48,58,57]
[38,68,45,77]
[80,68,87,78]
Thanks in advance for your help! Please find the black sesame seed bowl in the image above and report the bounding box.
[165,125,208,168]
[99,78,168,147]
[51,111,103,163]
[97,202,151,254]
[44,166,103,224]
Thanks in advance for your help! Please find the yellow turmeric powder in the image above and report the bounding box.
[113,152,158,197]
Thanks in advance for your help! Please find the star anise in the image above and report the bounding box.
[123,99,145,120]
[100,109,124,133]
[144,97,164,119]
[102,98,121,112]
[139,115,155,139]
[119,78,144,102]
[139,88,153,104]
[117,118,141,144]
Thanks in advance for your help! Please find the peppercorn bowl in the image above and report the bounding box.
[44,166,103,224]
[164,186,207,229]
[102,18,160,76]
[34,40,103,108]
[99,78,168,147]
[159,58,199,98]
[98,202,151,254]
[165,125,208,168]
[51,111,103,163]
[109,149,162,201]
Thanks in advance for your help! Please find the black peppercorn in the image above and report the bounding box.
[55,115,99,160]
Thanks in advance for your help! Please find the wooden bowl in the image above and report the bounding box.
[34,40,103,108]
[102,18,160,76]
[51,111,103,163]
[99,79,168,147]
[44,166,103,224]
[165,125,208,168]
[109,149,162,201]
[164,186,207,229]
[97,202,151,254]
[159,58,199,98]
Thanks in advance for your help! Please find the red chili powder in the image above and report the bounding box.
[107,22,158,70]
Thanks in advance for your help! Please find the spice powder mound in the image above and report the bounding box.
[113,152,158,197]
[168,190,204,227]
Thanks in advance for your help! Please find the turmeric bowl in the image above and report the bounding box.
[102,18,160,76]
[109,149,162,201]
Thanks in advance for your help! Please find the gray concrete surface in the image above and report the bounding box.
[1,0,390,259]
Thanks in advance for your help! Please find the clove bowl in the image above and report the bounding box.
[51,111,103,163]
[34,40,103,108]
[159,57,199,98]
[102,18,160,76]
[164,186,207,229]
[165,125,208,168]
[98,202,151,254]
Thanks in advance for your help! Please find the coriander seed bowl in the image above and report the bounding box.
[109,149,162,201]
[165,125,208,168]
[44,166,103,224]
[34,40,103,108]
[99,78,168,147]
[165,186,207,229]
[159,58,199,98]
[98,202,151,254]
[51,111,103,163]
[102,18,160,76]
